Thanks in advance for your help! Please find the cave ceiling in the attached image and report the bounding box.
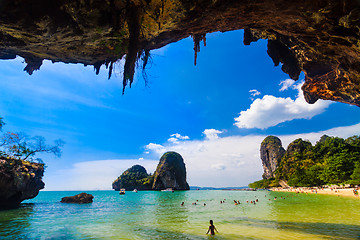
[0,0,360,106]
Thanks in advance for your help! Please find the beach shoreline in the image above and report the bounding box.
[270,187,360,198]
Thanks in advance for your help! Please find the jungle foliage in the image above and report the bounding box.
[112,165,154,190]
[248,178,279,189]
[250,135,360,188]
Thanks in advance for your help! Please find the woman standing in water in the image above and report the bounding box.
[206,220,218,235]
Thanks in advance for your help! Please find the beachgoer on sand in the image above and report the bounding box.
[206,220,218,235]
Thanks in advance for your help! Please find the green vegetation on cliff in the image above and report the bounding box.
[250,135,360,188]
[112,165,153,191]
[248,178,279,189]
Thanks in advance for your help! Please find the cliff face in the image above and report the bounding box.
[112,164,153,191]
[260,136,285,179]
[152,151,189,190]
[0,0,360,106]
[0,158,45,209]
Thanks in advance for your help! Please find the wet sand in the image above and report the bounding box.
[271,187,360,198]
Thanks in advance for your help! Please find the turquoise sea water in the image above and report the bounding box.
[0,190,359,239]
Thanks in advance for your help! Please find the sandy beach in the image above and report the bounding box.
[271,187,360,198]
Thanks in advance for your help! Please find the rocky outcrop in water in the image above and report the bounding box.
[152,151,189,190]
[60,192,94,203]
[260,136,285,179]
[0,1,359,106]
[112,164,153,191]
[0,158,45,209]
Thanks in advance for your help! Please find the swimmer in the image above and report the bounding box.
[206,220,218,235]
[181,202,184,206]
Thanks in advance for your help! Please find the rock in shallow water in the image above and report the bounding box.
[60,193,94,204]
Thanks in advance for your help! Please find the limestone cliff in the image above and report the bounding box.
[0,1,360,106]
[152,151,189,190]
[0,158,44,209]
[260,136,285,179]
[112,164,153,191]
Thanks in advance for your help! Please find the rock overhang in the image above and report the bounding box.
[0,0,360,106]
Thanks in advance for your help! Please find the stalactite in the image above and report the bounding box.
[192,33,206,66]
[123,1,142,94]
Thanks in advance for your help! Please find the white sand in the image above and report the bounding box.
[271,187,360,198]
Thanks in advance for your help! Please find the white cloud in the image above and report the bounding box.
[167,133,190,143]
[170,133,189,140]
[145,143,166,155]
[211,163,226,171]
[234,81,331,129]
[167,137,178,143]
[279,79,296,91]
[249,89,261,97]
[203,129,223,140]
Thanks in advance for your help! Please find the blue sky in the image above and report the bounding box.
[1,30,360,190]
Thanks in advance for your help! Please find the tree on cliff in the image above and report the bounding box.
[0,132,64,162]
[0,118,64,162]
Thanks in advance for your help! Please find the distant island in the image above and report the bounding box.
[249,135,360,189]
[112,151,190,191]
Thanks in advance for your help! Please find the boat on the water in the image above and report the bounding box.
[119,189,125,195]
[133,189,138,193]
[161,188,174,192]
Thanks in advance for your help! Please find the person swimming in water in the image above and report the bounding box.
[206,220,218,235]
